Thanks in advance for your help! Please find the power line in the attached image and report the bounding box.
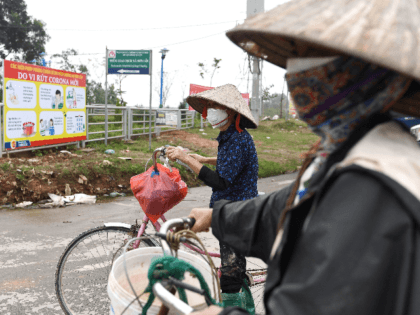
[0,20,241,32]
[49,31,227,56]
[150,31,225,49]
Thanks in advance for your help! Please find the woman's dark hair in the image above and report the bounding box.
[56,90,61,95]
[236,114,247,129]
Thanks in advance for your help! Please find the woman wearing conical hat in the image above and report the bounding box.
[188,0,420,314]
[166,84,259,305]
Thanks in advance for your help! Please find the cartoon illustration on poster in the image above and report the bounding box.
[6,82,19,105]
[65,86,85,109]
[39,112,64,136]
[3,60,87,150]
[39,119,47,136]
[39,84,64,109]
[66,111,86,134]
[5,80,37,109]
[6,111,37,139]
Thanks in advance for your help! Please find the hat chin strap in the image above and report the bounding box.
[202,106,208,119]
[235,114,243,133]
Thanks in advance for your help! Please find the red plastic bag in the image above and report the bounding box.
[130,163,188,223]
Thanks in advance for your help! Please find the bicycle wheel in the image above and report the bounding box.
[55,225,158,315]
[246,258,267,315]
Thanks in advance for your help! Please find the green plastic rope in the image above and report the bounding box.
[141,256,222,315]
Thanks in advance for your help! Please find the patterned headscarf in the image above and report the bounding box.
[286,56,412,203]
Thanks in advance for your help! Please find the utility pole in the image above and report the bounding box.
[280,74,286,119]
[105,47,108,145]
[247,0,264,124]
[259,60,263,116]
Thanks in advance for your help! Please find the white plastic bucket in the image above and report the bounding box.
[108,247,217,315]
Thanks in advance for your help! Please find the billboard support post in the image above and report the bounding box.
[149,50,153,151]
[105,47,108,145]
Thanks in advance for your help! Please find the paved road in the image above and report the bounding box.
[0,173,297,315]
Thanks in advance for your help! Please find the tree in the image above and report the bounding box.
[51,49,81,72]
[115,74,127,107]
[261,84,289,117]
[198,58,222,87]
[0,0,50,102]
[178,98,187,109]
[262,84,279,101]
[235,53,251,93]
[0,0,50,61]
[262,93,289,117]
[87,81,118,105]
[154,71,175,107]
[178,98,188,120]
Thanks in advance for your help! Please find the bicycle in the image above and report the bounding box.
[55,146,267,315]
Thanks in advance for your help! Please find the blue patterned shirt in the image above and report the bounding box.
[210,124,259,207]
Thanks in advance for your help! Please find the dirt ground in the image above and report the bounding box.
[160,130,218,149]
[0,130,220,206]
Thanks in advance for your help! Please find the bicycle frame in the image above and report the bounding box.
[132,213,221,258]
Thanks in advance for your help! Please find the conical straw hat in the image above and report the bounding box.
[187,84,258,129]
[226,0,420,117]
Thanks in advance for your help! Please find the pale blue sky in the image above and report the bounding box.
[25,0,289,108]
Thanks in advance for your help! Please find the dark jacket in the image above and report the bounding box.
[212,115,420,315]
[209,123,259,207]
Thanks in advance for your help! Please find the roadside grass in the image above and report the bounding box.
[0,163,10,171]
[188,118,319,176]
[85,118,318,181]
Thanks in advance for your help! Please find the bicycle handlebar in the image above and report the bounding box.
[159,217,195,256]
[152,146,194,173]
[153,282,194,315]
[152,147,168,173]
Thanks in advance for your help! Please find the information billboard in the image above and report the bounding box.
[3,60,87,150]
[107,50,150,75]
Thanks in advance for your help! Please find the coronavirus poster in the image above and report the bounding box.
[3,60,86,150]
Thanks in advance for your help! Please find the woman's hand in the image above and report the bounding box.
[191,305,223,315]
[189,208,213,233]
[166,146,188,162]
[189,154,206,164]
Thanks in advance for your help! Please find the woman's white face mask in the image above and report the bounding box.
[207,108,229,129]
